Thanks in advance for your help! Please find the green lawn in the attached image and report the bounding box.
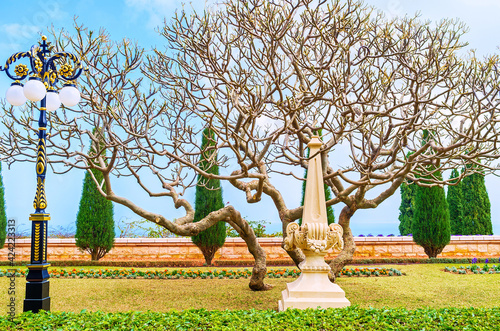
[0,264,498,314]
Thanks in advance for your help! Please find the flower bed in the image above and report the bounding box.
[0,267,404,279]
[340,267,404,277]
[444,264,500,275]
[4,257,492,268]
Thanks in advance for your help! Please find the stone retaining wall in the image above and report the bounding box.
[1,236,499,262]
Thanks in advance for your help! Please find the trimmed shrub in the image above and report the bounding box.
[191,128,226,265]
[75,129,115,261]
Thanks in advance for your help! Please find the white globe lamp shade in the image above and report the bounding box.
[23,77,47,102]
[5,82,27,106]
[45,90,61,111]
[59,84,80,107]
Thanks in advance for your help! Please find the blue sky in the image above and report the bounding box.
[1,0,500,236]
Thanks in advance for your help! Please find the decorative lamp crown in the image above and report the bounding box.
[1,35,83,110]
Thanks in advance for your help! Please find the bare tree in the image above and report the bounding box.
[1,0,500,290]
[144,0,500,278]
[0,23,271,290]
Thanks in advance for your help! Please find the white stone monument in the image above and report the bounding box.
[279,136,351,310]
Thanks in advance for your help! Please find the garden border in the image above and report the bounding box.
[1,257,498,268]
[0,236,499,263]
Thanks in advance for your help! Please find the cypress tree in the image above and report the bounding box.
[191,128,226,265]
[299,131,335,226]
[412,130,450,258]
[0,162,7,249]
[461,169,492,235]
[412,167,451,258]
[447,169,464,235]
[398,180,415,236]
[398,152,416,236]
[75,129,115,261]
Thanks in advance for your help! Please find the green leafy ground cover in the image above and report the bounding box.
[1,307,499,330]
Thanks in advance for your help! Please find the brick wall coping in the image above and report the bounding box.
[10,235,500,244]
[3,235,499,261]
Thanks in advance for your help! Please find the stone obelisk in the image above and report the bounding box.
[279,136,350,310]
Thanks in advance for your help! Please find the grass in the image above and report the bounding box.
[0,263,498,315]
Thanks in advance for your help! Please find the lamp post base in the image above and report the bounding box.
[24,295,50,313]
[24,263,51,313]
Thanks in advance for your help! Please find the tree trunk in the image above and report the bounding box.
[328,205,356,282]
[196,244,219,265]
[90,249,100,261]
[424,246,444,258]
[102,186,271,291]
[236,226,272,291]
[225,209,272,291]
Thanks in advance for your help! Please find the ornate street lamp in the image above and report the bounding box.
[1,35,83,313]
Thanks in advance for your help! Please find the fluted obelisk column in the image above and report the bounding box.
[279,136,350,310]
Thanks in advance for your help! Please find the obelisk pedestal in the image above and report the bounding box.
[279,136,350,310]
[279,249,350,310]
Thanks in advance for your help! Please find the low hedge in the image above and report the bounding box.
[1,307,499,330]
[0,260,204,268]
[0,267,404,279]
[1,257,497,268]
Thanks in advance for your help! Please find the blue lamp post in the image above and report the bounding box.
[0,35,83,313]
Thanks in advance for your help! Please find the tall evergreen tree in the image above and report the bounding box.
[398,152,416,236]
[461,169,492,235]
[75,129,115,261]
[398,180,415,236]
[412,168,451,258]
[299,131,335,226]
[192,128,226,265]
[0,162,7,249]
[447,168,464,235]
[412,130,450,258]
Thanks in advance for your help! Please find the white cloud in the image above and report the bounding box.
[1,24,40,41]
[2,24,39,37]
[0,42,22,53]
[0,0,69,45]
